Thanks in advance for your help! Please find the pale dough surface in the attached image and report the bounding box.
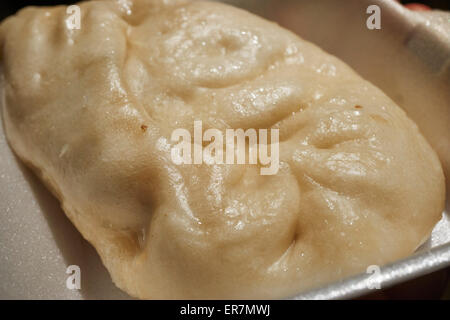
[0,0,445,299]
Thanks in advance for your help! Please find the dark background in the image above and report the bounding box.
[0,0,449,21]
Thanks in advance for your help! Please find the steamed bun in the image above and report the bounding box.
[0,0,445,299]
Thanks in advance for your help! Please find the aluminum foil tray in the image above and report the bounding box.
[0,0,449,299]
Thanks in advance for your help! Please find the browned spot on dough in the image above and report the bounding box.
[370,114,388,124]
[354,105,363,109]
[141,124,148,132]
